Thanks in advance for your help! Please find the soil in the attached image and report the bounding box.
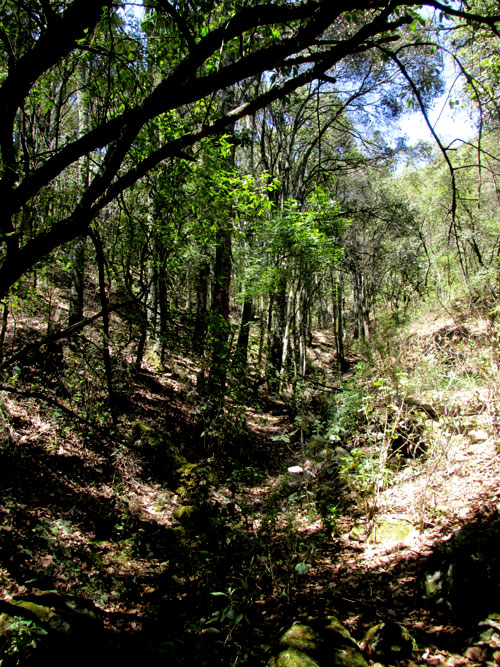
[0,322,499,666]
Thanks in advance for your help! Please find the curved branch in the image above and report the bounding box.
[377,44,458,225]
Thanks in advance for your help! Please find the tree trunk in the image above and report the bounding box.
[68,63,89,326]
[268,275,287,389]
[90,227,116,427]
[207,218,232,398]
[234,292,253,373]
[193,258,210,353]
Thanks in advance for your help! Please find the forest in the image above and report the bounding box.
[0,0,500,665]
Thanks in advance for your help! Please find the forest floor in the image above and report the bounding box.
[0,309,500,666]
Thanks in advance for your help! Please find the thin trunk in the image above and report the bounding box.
[332,270,347,371]
[280,285,295,380]
[299,290,308,377]
[234,293,253,372]
[268,276,287,389]
[207,219,232,397]
[207,85,235,403]
[90,228,116,427]
[353,268,370,340]
[257,297,265,366]
[0,303,8,362]
[134,323,147,373]
[194,259,210,353]
[68,63,89,326]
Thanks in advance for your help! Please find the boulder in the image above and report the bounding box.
[269,647,319,666]
[367,519,415,545]
[268,617,368,667]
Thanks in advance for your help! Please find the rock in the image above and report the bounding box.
[175,461,217,504]
[367,519,415,545]
[280,624,318,652]
[268,617,368,667]
[173,505,198,523]
[349,523,370,542]
[268,648,319,666]
[361,621,416,663]
[8,599,68,632]
[464,645,486,661]
[325,616,369,667]
[424,570,443,598]
[468,429,489,443]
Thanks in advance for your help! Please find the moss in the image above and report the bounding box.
[280,624,318,652]
[0,612,11,635]
[324,615,356,643]
[131,421,187,483]
[9,600,67,632]
[331,646,369,667]
[131,421,163,448]
[350,523,369,542]
[268,648,320,666]
[368,519,414,545]
[175,462,217,503]
[269,617,368,667]
[173,505,198,523]
[323,616,369,667]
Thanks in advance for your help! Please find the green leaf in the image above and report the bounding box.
[294,562,310,575]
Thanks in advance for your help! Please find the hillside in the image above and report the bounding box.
[1,298,499,667]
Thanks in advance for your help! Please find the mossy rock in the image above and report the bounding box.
[367,519,415,545]
[349,523,369,542]
[131,422,185,464]
[324,617,369,667]
[268,648,320,666]
[268,617,368,667]
[331,645,370,667]
[9,600,68,632]
[131,421,163,448]
[175,462,217,503]
[324,615,357,644]
[173,505,199,524]
[280,624,318,653]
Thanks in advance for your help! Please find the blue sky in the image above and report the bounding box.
[398,90,477,147]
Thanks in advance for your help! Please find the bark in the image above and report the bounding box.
[207,218,232,397]
[0,304,8,362]
[68,62,89,325]
[332,271,347,372]
[234,293,253,373]
[353,268,370,340]
[268,275,287,388]
[68,238,86,325]
[90,228,116,427]
[193,259,210,353]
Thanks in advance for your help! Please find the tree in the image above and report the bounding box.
[1,0,500,305]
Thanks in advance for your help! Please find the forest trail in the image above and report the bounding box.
[1,315,499,665]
